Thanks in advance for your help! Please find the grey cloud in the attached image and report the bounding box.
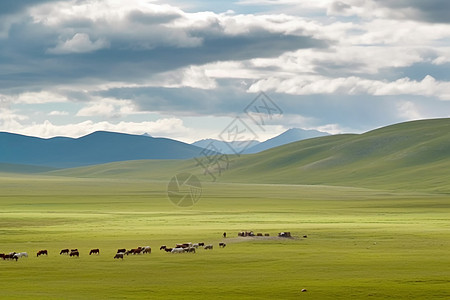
[0,0,61,16]
[127,9,182,24]
[374,0,450,23]
[0,12,328,93]
[95,81,450,132]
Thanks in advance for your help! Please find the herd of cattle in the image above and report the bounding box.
[2,231,298,261]
[1,242,226,261]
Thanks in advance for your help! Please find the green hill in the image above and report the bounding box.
[220,118,450,192]
[45,118,450,192]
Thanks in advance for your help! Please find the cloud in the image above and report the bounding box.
[1,91,69,104]
[328,0,450,24]
[48,110,69,116]
[76,98,138,118]
[249,75,450,100]
[48,33,109,54]
[0,0,327,96]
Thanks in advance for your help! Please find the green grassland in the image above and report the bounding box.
[0,175,449,299]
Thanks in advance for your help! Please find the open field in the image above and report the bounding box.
[0,174,449,299]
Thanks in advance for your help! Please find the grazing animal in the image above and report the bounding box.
[117,248,126,254]
[257,233,263,236]
[301,289,307,292]
[264,233,270,236]
[171,248,185,254]
[71,249,78,252]
[70,251,79,257]
[160,245,166,250]
[303,235,308,238]
[60,249,69,255]
[15,252,28,258]
[198,242,205,247]
[164,248,173,253]
[3,253,17,261]
[114,253,124,259]
[142,246,151,254]
[219,243,226,248]
[204,244,213,250]
[37,250,48,257]
[223,232,227,238]
[89,249,100,255]
[125,248,141,255]
[186,247,196,253]
[192,243,199,248]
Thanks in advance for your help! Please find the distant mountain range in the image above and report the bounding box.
[192,128,328,154]
[244,128,329,153]
[0,128,331,169]
[192,139,260,154]
[0,131,205,168]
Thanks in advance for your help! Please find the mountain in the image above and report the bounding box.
[245,128,329,153]
[192,138,260,154]
[45,118,450,192]
[0,131,206,168]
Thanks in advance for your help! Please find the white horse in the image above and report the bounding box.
[13,252,28,259]
[171,248,185,254]
[192,243,199,248]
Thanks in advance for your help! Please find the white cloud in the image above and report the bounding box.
[249,75,450,100]
[48,33,109,54]
[0,108,29,131]
[396,101,423,120]
[76,98,138,118]
[1,91,69,104]
[49,110,69,116]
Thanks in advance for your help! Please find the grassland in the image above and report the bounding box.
[0,174,449,299]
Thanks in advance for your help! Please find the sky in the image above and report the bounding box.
[0,0,449,143]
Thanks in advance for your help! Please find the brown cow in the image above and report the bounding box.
[164,248,173,252]
[70,251,79,257]
[60,249,69,255]
[160,245,166,250]
[114,253,124,259]
[219,242,226,248]
[117,248,126,253]
[89,249,100,255]
[37,250,48,257]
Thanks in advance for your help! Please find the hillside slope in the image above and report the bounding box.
[222,118,450,192]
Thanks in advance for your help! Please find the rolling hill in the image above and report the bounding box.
[0,131,206,168]
[45,118,450,192]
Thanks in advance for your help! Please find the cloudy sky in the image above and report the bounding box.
[0,0,449,143]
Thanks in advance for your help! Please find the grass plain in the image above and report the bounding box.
[0,174,449,299]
